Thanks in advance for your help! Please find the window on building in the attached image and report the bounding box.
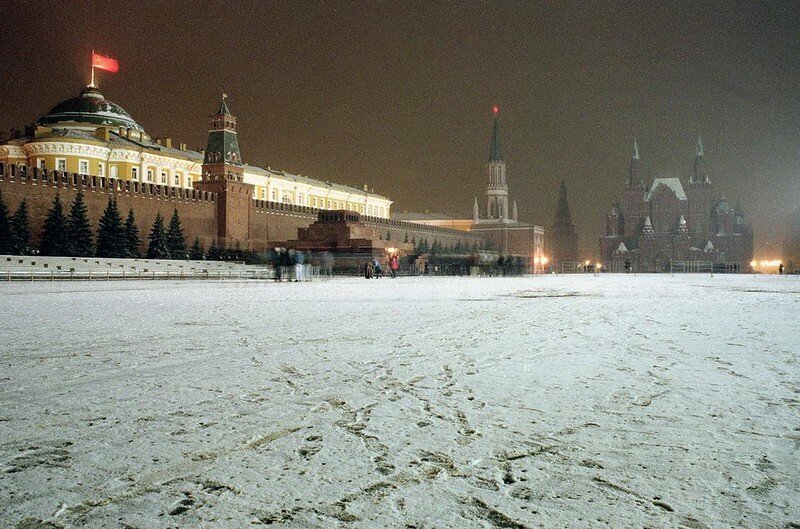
[98,163,105,177]
[146,169,153,182]
[174,173,181,186]
[271,190,277,201]
[36,159,45,170]
[110,165,119,178]
[261,188,266,199]
[327,200,331,209]
[78,160,89,174]
[132,167,139,180]
[160,171,167,184]
[56,158,66,172]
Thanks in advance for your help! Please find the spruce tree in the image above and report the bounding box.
[146,213,170,259]
[67,191,93,257]
[95,197,126,258]
[189,237,203,260]
[207,239,220,260]
[10,200,31,255]
[123,209,142,258]
[0,191,13,254]
[40,194,69,256]
[165,209,187,259]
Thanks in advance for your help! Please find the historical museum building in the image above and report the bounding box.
[599,139,754,272]
[394,107,545,267]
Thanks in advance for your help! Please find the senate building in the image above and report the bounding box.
[0,86,393,218]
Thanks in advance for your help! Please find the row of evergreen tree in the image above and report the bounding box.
[0,190,196,260]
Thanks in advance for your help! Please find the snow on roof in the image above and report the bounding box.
[616,242,628,252]
[645,177,687,202]
[704,240,715,252]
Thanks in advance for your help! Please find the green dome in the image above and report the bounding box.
[37,87,145,132]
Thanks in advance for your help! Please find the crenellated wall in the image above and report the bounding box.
[1,163,489,256]
[0,164,217,252]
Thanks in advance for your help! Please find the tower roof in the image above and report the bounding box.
[632,139,640,160]
[696,134,704,157]
[489,106,503,162]
[217,94,232,116]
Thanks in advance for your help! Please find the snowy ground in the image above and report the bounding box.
[0,274,798,528]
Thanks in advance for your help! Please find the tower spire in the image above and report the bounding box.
[692,134,708,184]
[628,139,641,186]
[485,105,509,221]
[489,105,503,162]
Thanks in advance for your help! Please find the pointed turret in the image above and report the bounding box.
[628,139,641,186]
[473,197,479,222]
[692,134,708,184]
[489,105,503,162]
[643,216,654,235]
[512,200,518,222]
[678,215,689,234]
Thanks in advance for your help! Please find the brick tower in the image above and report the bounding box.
[194,95,254,247]
[685,135,713,238]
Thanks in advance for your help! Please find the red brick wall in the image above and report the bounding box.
[0,168,217,253]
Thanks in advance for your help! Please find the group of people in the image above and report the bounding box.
[364,254,400,279]
[270,247,311,282]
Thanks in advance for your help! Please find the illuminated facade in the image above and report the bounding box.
[600,138,754,272]
[0,86,392,218]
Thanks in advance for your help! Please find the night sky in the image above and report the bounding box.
[2,1,798,257]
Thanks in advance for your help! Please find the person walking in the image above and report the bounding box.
[280,248,292,281]
[364,259,373,279]
[294,250,305,282]
[372,257,382,278]
[271,247,282,281]
[389,254,399,278]
[322,250,334,278]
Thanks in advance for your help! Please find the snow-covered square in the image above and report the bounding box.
[1,275,798,528]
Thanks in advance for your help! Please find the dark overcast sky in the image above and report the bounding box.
[2,1,798,257]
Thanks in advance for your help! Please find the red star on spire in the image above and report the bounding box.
[493,104,499,116]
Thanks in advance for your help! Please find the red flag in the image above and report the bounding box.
[92,52,119,73]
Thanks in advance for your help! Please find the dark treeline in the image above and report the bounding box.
[0,190,262,262]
